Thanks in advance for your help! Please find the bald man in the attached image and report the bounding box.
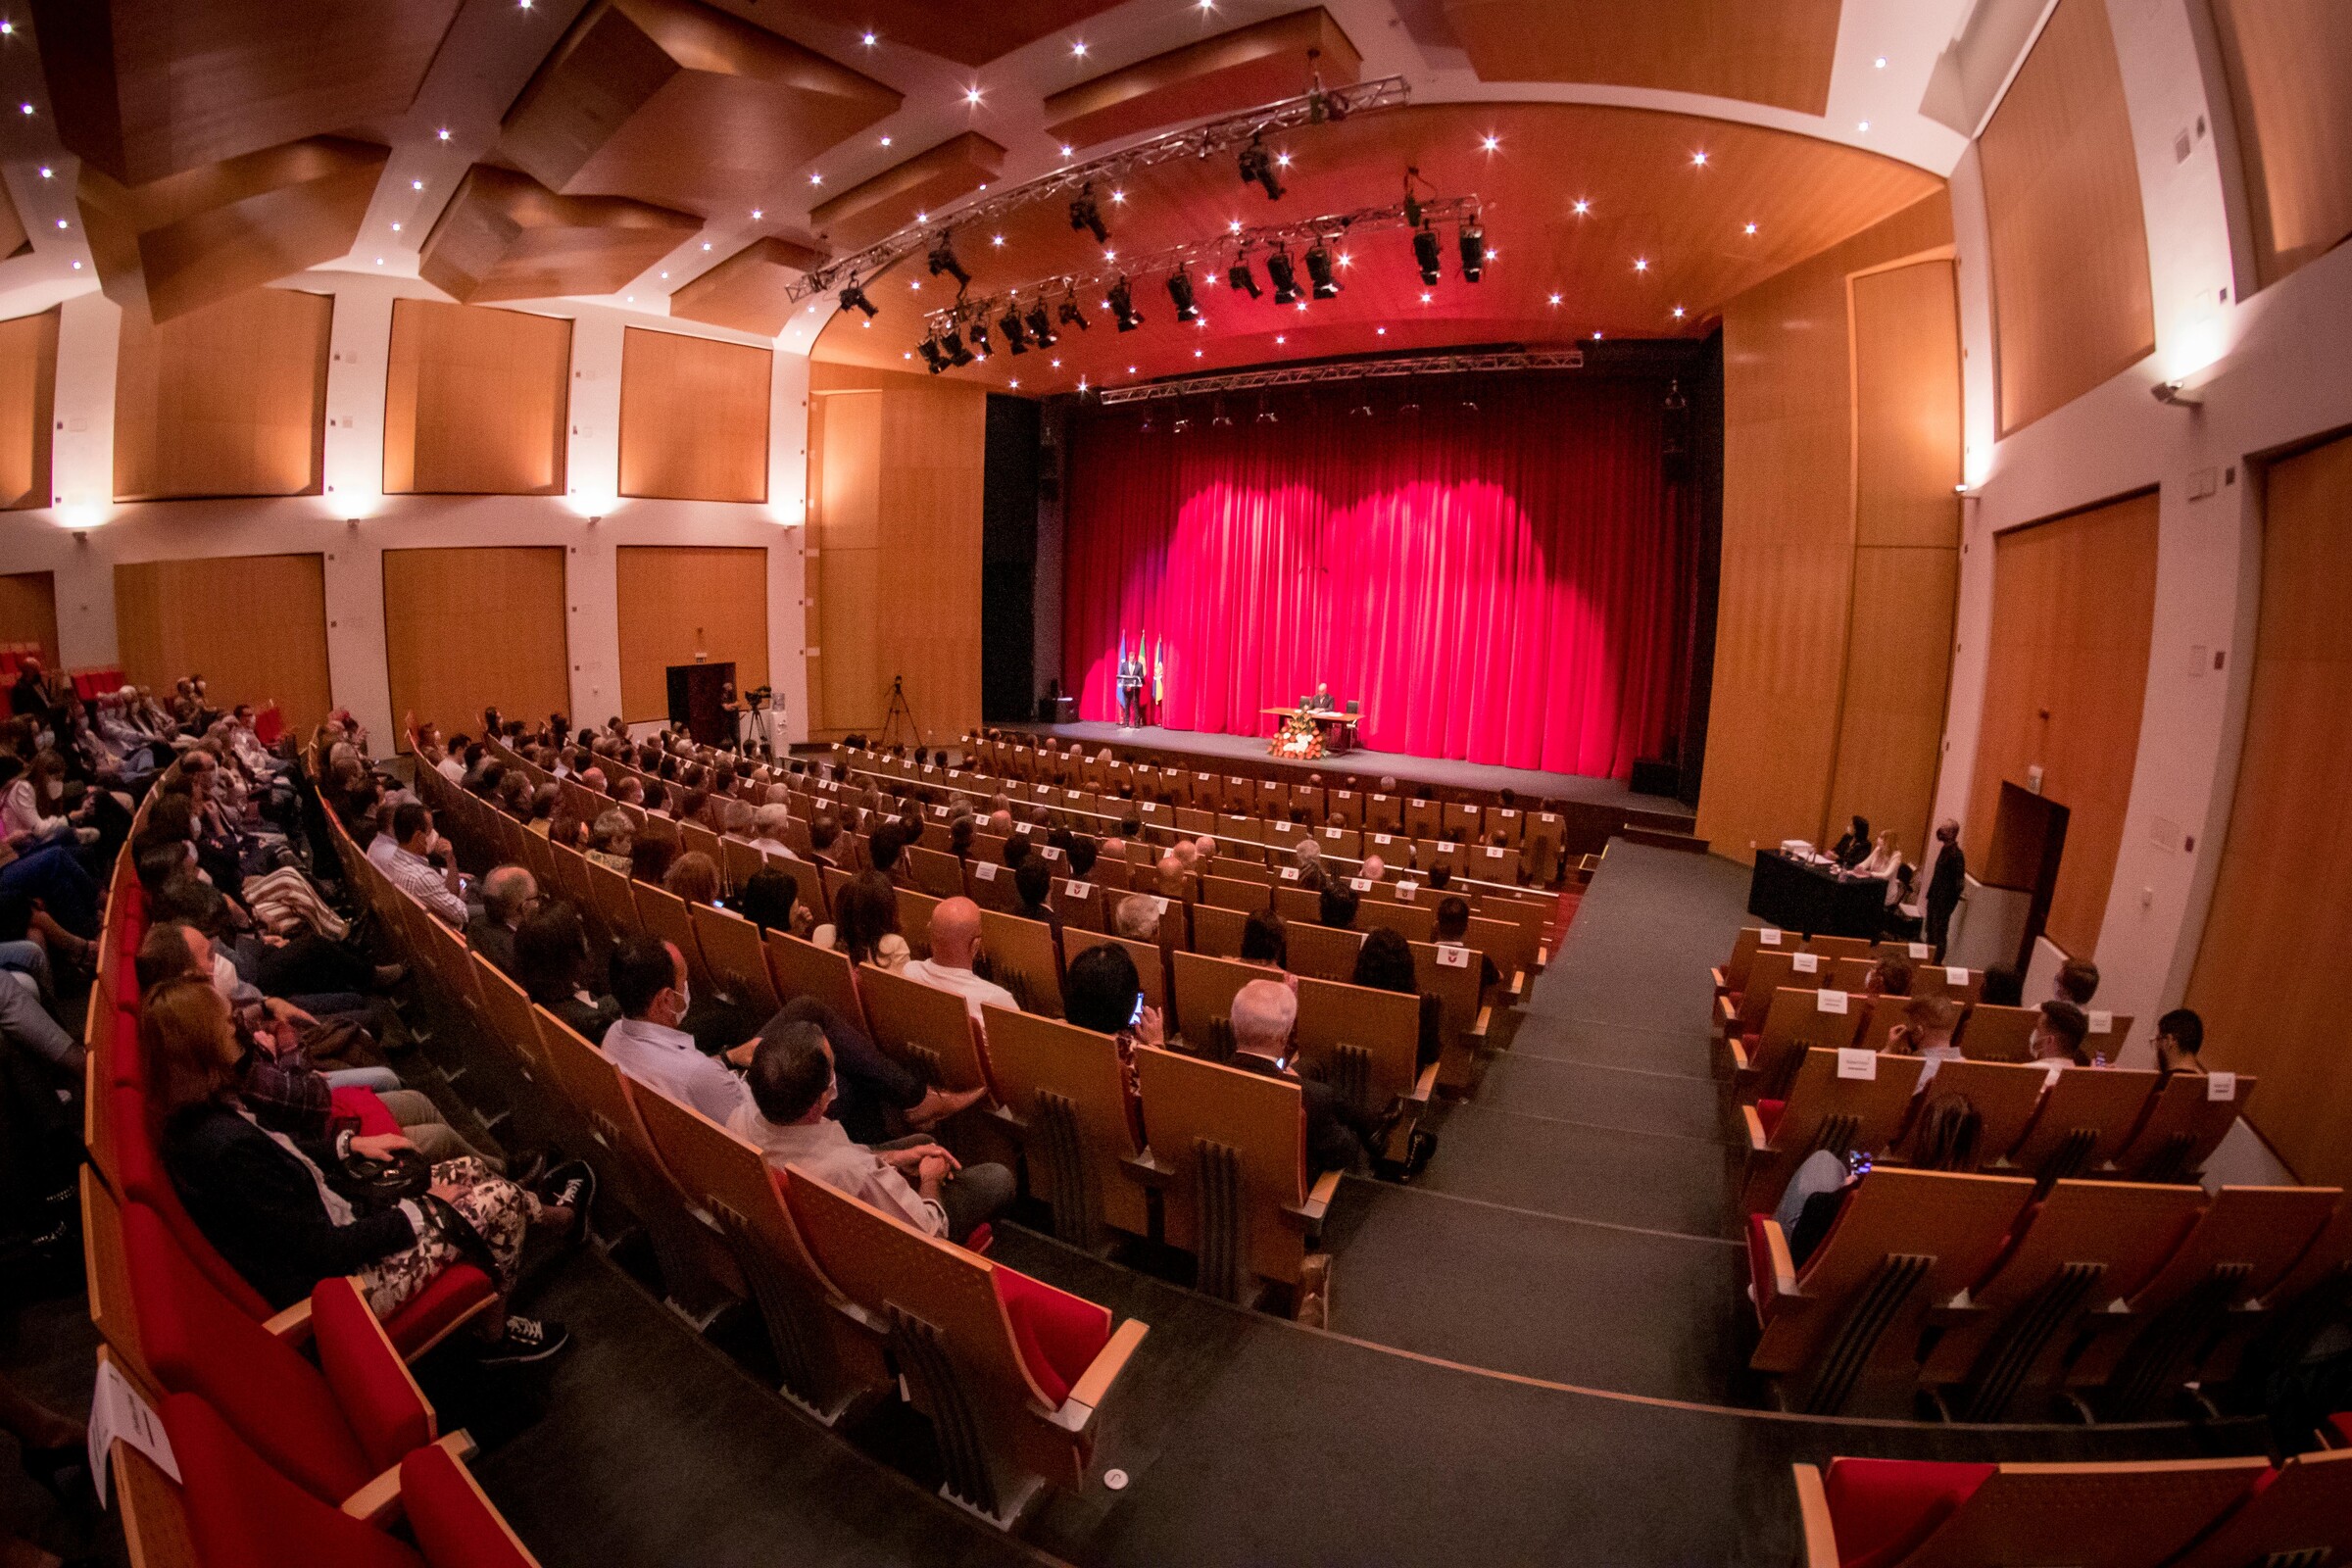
[903,896,1017,1021]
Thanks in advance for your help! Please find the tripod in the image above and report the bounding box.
[880,673,918,749]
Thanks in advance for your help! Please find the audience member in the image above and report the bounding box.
[514,902,618,1044]
[1113,892,1163,944]
[903,897,1016,1020]
[1863,955,1912,998]
[813,871,908,970]
[466,865,537,977]
[1239,910,1289,976]
[629,817,681,885]
[601,935,752,1121]
[2154,1008,2205,1079]
[731,866,813,940]
[2031,999,2091,1084]
[384,803,466,927]
[2053,957,2100,1005]
[664,851,721,908]
[1885,995,1963,1090]
[1318,882,1359,930]
[1924,818,1965,955]
[1979,962,2025,1007]
[1226,980,1366,1173]
[1350,927,1442,1068]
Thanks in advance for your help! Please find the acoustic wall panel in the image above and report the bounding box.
[113,287,331,501]
[114,554,332,731]
[383,298,571,496]
[382,547,569,739]
[613,546,768,723]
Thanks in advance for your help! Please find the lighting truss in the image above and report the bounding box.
[787,75,1412,304]
[1094,348,1586,405]
[917,195,1480,337]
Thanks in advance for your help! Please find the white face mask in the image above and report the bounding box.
[44,779,63,801]
[34,729,54,750]
[670,981,691,1019]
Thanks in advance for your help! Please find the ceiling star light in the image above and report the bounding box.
[1673,305,1686,318]
[1072,40,1087,56]
[1060,144,1073,159]
[1592,330,1603,340]
[1857,121,1870,132]
[38,167,50,178]
[1547,293,1561,306]
[751,208,762,220]
[1634,257,1648,272]
[861,30,876,45]
[1875,56,1887,68]
[1479,134,1498,152]
[436,126,451,140]
[963,85,984,106]
[1691,151,1708,166]
[1744,221,1757,235]
[412,179,424,190]
[809,172,823,185]
[1572,198,1590,216]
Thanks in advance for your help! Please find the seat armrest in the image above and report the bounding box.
[340,1432,476,1525]
[1282,1169,1343,1230]
[1120,1150,1175,1190]
[1740,1103,1769,1152]
[1756,1219,1803,1314]
[1469,1004,1491,1041]
[1051,1317,1151,1431]
[1790,1464,1840,1568]
[1729,1036,1753,1074]
[1715,995,1737,1038]
[1710,965,1730,995]
[263,1299,315,1344]
[1408,1061,1439,1105]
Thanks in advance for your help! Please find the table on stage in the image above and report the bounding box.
[1746,849,1888,940]
[1260,706,1361,755]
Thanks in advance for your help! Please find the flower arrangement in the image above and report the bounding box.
[1272,711,1325,760]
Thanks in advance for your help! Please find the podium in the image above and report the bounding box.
[666,662,736,747]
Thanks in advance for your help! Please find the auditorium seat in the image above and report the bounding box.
[2113,1069,2256,1183]
[765,928,866,1028]
[1890,1060,2048,1170]
[779,1165,1148,1527]
[1748,1167,2034,1414]
[1790,1453,2270,1568]
[1050,874,1106,932]
[1734,987,1866,1102]
[2000,1067,2158,1181]
[1168,950,1263,1054]
[689,902,783,1017]
[1411,938,1491,1059]
[1190,903,1249,957]
[981,1005,1152,1248]
[1739,1048,1925,1214]
[1956,1004,2038,1062]
[976,908,1063,1018]
[1294,974,1436,1162]
[1285,921,1364,982]
[1720,949,1807,1040]
[857,964,997,1116]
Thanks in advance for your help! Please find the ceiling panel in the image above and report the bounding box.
[499,0,901,219]
[698,0,1131,70]
[419,164,700,303]
[1044,8,1360,151]
[808,131,1006,254]
[669,234,831,335]
[1438,0,1843,116]
[809,101,1940,396]
[31,0,463,184]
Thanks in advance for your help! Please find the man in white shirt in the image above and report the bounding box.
[385,802,467,927]
[600,935,753,1124]
[902,897,1016,1021]
[1888,995,1965,1092]
[728,1020,1009,1243]
[2031,1000,2090,1087]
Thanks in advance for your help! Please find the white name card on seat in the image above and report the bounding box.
[1837,1048,1877,1080]
[2207,1071,2237,1102]
[1946,966,1969,987]
[1198,772,1213,781]
[1064,881,1092,899]
[1908,943,1931,959]
[1280,867,1300,881]
[1040,845,1063,861]
[88,1353,178,1507]
[1396,881,1419,901]
[1485,847,1508,862]
[922,765,938,776]
[1374,833,1394,846]
[1436,944,1471,968]
[1791,952,1820,974]
[974,862,998,880]
[1015,822,1036,835]
[1325,827,1345,840]
[1153,897,1170,917]
[1350,877,1374,894]
[1816,989,1849,1014]
[2088,1010,2114,1035]
[1067,790,1083,801]
[1760,928,1784,946]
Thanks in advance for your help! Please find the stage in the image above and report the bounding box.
[998,720,1694,821]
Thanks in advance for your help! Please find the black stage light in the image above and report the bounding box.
[967,317,991,359]
[1026,301,1058,347]
[1254,395,1278,424]
[1304,241,1340,299]
[1266,247,1299,305]
[1167,269,1199,322]
[941,326,972,366]
[1000,305,1028,354]
[1228,257,1261,298]
[1108,275,1144,331]
[1238,134,1285,201]
[1459,220,1486,282]
[838,279,877,318]
[1412,225,1443,285]
[1069,183,1109,244]
[927,233,969,287]
[1058,291,1092,331]
[917,338,947,372]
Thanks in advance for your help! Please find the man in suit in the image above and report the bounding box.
[1225,979,1367,1173]
[1924,818,1966,957]
[1305,681,1335,712]
[1116,650,1147,727]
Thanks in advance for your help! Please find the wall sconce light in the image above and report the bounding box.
[2151,378,2204,408]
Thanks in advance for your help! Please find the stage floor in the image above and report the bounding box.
[998,720,1692,818]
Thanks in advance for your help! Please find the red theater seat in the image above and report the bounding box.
[1818,1457,1996,1568]
[401,1442,544,1568]
[993,1265,1113,1406]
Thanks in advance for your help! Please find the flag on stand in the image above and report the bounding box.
[1152,636,1165,706]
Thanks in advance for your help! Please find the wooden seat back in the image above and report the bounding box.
[2122,1185,2344,1314]
[1884,1457,2270,1568]
[858,963,992,1096]
[977,909,1062,1018]
[1739,1049,1924,1213]
[1294,976,1424,1119]
[963,858,1019,913]
[893,887,941,955]
[904,846,965,899]
[981,1006,1150,1241]
[1272,884,1321,924]
[1286,922,1364,983]
[1914,963,1984,1007]
[1049,876,1104,933]
[1411,941,1484,1052]
[2115,1071,2255,1182]
[1064,927,1168,1020]
[1743,987,1865,1100]
[2167,1448,2352,1568]
[1170,950,1264,1048]
[582,858,641,945]
[1957,1004,2038,1062]
[2254,1190,2352,1313]
[634,884,713,1000]
[2004,1068,2159,1179]
[1806,935,1874,962]
[1898,1060,2049,1169]
[1358,898,1436,944]
[764,930,866,1028]
[1132,1045,1314,1288]
[1734,950,1808,1034]
[1202,874,1270,913]
[773,854,828,921]
[1190,903,1248,957]
[690,903,781,1017]
[720,835,766,894]
[470,954,553,1087]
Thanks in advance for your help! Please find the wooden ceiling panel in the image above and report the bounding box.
[1045,8,1361,152]
[1437,0,1843,116]
[500,0,901,218]
[813,102,1940,397]
[699,0,1130,70]
[418,164,700,304]
[31,0,461,185]
[808,131,1005,254]
[669,235,830,335]
[0,180,27,261]
[77,137,389,322]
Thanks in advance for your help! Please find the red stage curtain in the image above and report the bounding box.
[1061,377,1697,779]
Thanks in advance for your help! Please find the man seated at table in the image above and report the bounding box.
[1304,682,1336,712]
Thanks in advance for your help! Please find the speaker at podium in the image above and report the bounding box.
[666,661,736,747]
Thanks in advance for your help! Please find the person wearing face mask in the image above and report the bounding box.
[384,801,468,927]
[1,751,97,856]
[600,934,754,1123]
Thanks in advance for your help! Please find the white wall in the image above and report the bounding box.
[0,270,812,751]
[1935,0,2352,1063]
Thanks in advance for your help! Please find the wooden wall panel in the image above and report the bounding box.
[1825,260,1964,859]
[1964,493,2160,959]
[0,571,61,670]
[0,309,58,510]
[113,555,331,732]
[113,287,330,501]
[1978,0,2155,434]
[2187,431,2352,1186]
[1438,0,1841,114]
[806,363,984,744]
[1695,194,1953,863]
[2210,0,2352,290]
[382,547,568,741]
[613,546,769,723]
[383,299,570,496]
[617,329,770,503]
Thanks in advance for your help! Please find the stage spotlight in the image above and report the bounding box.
[1412,225,1442,285]
[917,338,947,373]
[838,279,878,318]
[941,325,972,366]
[967,317,991,358]
[927,233,969,287]
[1167,268,1199,322]
[1058,291,1092,331]
[1459,220,1486,282]
[999,305,1028,354]
[1306,74,1348,124]
[1108,275,1144,331]
[1026,300,1059,347]
[1265,247,1299,305]
[1069,183,1109,244]
[1228,256,1261,298]
[1304,240,1341,299]
[1172,408,1194,433]
[1211,399,1234,428]
[1238,133,1285,201]
[1254,395,1278,424]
